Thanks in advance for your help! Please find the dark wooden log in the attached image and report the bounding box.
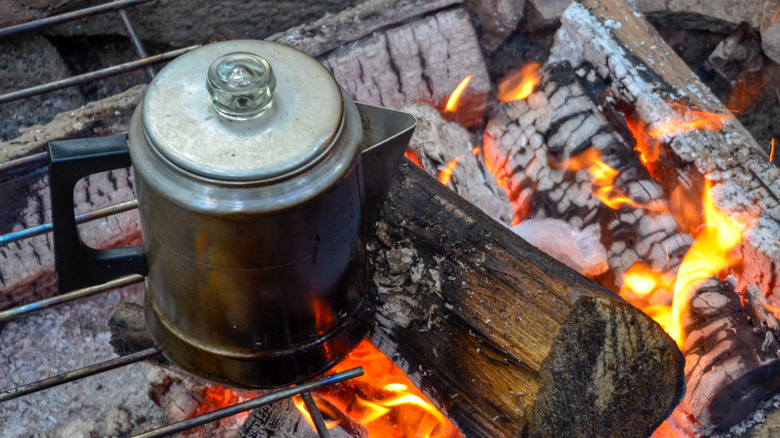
[682,279,780,434]
[108,160,684,437]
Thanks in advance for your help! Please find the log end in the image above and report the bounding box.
[528,295,685,438]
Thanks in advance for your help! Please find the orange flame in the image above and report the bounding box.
[497,62,541,102]
[649,107,730,140]
[445,76,472,112]
[405,149,423,167]
[563,148,663,211]
[626,116,662,178]
[438,155,462,186]
[295,340,462,438]
[771,138,776,163]
[621,263,669,298]
[668,180,745,347]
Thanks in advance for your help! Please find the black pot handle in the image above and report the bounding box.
[48,135,148,293]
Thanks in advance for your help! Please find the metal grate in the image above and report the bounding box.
[0,4,360,437]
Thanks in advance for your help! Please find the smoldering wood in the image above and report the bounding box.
[107,160,684,437]
[549,0,780,306]
[402,102,513,226]
[268,0,463,58]
[682,279,780,434]
[319,7,491,128]
[237,397,366,438]
[483,61,693,303]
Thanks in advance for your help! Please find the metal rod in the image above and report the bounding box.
[0,46,198,105]
[0,199,138,246]
[131,367,364,438]
[0,0,155,38]
[0,152,47,176]
[302,390,332,438]
[0,273,144,323]
[116,8,155,79]
[0,348,160,403]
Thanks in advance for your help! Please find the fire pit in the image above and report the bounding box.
[1,0,779,437]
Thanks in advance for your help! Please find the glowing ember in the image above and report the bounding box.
[668,180,746,347]
[621,263,666,298]
[773,7,780,23]
[496,62,541,102]
[438,155,462,186]
[445,76,472,112]
[771,138,776,163]
[405,149,423,167]
[296,340,462,438]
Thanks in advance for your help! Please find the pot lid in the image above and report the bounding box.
[141,40,344,182]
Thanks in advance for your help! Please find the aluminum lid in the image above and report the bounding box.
[141,40,344,182]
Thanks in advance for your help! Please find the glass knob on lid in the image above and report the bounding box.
[206,52,276,120]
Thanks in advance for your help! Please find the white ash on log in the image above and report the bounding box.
[402,102,513,226]
[547,0,780,310]
[320,7,491,128]
[483,61,693,299]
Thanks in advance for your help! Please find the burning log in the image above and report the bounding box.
[319,7,491,128]
[481,0,780,433]
[108,161,684,437]
[483,61,694,295]
[402,102,513,226]
[681,278,780,434]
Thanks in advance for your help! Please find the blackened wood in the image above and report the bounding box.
[319,7,491,128]
[682,280,780,433]
[483,61,692,302]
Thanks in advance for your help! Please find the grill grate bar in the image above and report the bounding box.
[302,390,333,438]
[0,273,144,323]
[0,199,138,247]
[131,367,364,438]
[0,347,161,403]
[117,8,156,79]
[0,0,155,38]
[0,46,198,105]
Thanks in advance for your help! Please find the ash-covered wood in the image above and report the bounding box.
[682,279,780,434]
[483,61,693,300]
[108,161,684,437]
[319,7,491,128]
[402,102,513,226]
[549,0,780,304]
[237,397,365,438]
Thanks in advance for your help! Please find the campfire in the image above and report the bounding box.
[2,0,780,437]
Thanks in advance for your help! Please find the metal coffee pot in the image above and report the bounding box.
[47,40,416,388]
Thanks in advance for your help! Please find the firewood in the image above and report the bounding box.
[268,0,463,58]
[549,0,780,302]
[237,397,366,438]
[483,61,693,301]
[402,102,513,226]
[530,0,780,432]
[108,161,684,437]
[319,7,491,128]
[682,279,780,433]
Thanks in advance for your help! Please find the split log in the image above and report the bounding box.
[681,279,780,434]
[108,160,684,437]
[549,0,780,303]
[513,0,780,432]
[402,102,513,226]
[483,61,693,302]
[319,7,491,128]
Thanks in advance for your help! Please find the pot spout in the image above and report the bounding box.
[357,102,417,224]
